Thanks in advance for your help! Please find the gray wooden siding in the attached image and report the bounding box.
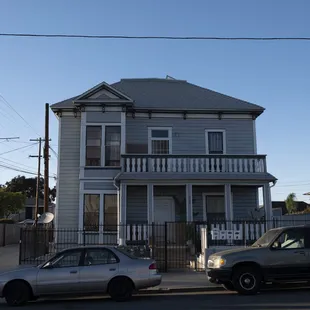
[232,186,258,219]
[84,168,121,179]
[127,186,148,224]
[83,182,116,191]
[86,111,121,123]
[126,117,255,154]
[57,115,81,229]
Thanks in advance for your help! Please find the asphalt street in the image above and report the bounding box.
[1,289,310,310]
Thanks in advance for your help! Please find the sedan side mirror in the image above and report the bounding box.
[43,262,54,269]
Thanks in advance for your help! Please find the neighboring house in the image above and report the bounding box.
[50,77,276,245]
[24,198,55,220]
[272,201,310,215]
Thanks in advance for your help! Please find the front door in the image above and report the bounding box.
[36,249,83,295]
[154,197,175,243]
[205,195,225,221]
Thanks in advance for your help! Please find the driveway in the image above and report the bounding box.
[0,244,19,271]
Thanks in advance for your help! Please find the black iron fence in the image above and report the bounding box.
[19,219,310,271]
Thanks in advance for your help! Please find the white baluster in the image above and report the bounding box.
[249,159,253,173]
[167,158,171,172]
[234,158,238,172]
[132,158,136,172]
[142,158,147,172]
[127,225,131,241]
[152,158,155,172]
[156,158,161,172]
[183,158,187,172]
[190,158,194,172]
[228,159,233,172]
[178,158,182,172]
[200,158,204,172]
[206,158,210,172]
[172,158,176,172]
[221,158,226,172]
[132,226,136,241]
[143,225,147,240]
[195,158,199,172]
[244,159,248,173]
[137,158,141,172]
[239,158,243,173]
[126,158,130,172]
[211,158,215,172]
[138,225,142,240]
[215,158,219,172]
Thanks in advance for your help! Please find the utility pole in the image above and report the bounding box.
[44,103,50,213]
[29,138,43,226]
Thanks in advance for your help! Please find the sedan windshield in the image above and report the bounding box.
[252,229,281,247]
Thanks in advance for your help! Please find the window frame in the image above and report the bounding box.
[80,190,118,237]
[84,123,122,168]
[270,228,306,251]
[205,129,226,155]
[42,249,84,269]
[148,127,172,155]
[85,125,102,167]
[83,248,120,266]
[104,126,121,167]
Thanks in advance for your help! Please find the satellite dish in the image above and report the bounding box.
[38,212,54,224]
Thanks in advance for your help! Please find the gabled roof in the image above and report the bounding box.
[51,78,265,115]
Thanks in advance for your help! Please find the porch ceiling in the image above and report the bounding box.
[116,172,277,183]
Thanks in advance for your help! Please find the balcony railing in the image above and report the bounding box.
[121,154,267,173]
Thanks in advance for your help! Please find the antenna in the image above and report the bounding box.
[166,75,176,80]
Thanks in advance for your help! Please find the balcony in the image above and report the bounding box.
[121,154,267,174]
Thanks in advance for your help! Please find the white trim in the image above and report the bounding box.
[205,129,226,155]
[263,183,272,227]
[186,184,193,222]
[55,116,62,231]
[153,196,175,223]
[121,112,126,154]
[224,184,233,225]
[129,113,254,119]
[80,178,114,182]
[86,122,122,126]
[202,191,233,221]
[119,184,127,245]
[253,120,257,154]
[147,184,154,224]
[80,112,87,177]
[148,127,172,154]
[122,181,266,186]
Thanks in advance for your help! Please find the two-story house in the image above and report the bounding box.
[51,77,276,247]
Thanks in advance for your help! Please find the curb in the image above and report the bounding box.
[138,286,223,295]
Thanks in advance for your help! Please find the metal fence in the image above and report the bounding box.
[19,219,310,271]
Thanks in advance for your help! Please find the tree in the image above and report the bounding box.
[0,189,26,217]
[285,192,297,214]
[3,175,56,202]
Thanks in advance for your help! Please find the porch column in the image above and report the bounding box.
[147,184,154,224]
[263,183,272,229]
[118,183,127,246]
[225,184,233,229]
[186,184,193,222]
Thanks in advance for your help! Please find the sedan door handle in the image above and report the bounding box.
[70,270,78,274]
[109,268,116,271]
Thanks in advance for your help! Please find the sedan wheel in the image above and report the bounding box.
[232,267,261,295]
[4,281,30,307]
[108,277,133,302]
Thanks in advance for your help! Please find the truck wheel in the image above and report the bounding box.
[232,266,261,295]
[222,281,235,291]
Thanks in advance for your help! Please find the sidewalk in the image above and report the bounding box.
[142,270,221,294]
[0,244,19,271]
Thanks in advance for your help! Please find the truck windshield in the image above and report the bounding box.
[252,229,281,247]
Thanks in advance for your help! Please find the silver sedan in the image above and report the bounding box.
[0,246,161,306]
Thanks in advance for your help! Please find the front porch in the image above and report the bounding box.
[118,183,273,245]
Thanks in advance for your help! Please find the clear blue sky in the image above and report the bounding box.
[0,0,309,203]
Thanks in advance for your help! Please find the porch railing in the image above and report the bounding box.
[121,154,267,173]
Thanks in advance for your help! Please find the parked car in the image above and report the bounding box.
[0,246,161,306]
[207,225,310,295]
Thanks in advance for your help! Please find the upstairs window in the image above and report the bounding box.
[86,126,102,166]
[148,128,172,154]
[105,126,121,166]
[206,130,226,154]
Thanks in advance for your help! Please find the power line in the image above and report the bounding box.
[49,146,58,158]
[1,33,310,41]
[0,94,41,136]
[0,156,37,171]
[0,143,38,156]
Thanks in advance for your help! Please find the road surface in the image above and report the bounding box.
[1,289,310,310]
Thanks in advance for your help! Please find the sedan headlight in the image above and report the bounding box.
[208,257,226,269]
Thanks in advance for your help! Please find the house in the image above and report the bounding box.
[272,201,310,215]
[50,77,277,246]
